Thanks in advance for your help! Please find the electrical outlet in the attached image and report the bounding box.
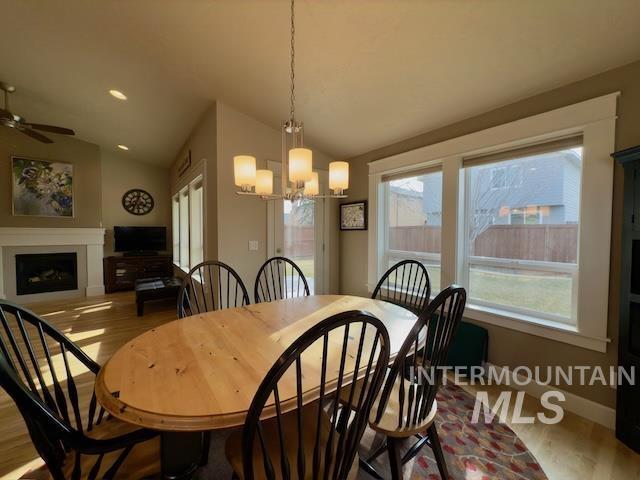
[248,240,259,251]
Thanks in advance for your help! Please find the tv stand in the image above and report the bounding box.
[123,250,159,257]
[103,255,173,293]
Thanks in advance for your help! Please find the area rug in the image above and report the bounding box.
[362,383,548,480]
[197,383,547,480]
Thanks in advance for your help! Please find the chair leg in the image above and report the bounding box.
[359,458,384,480]
[386,437,403,480]
[428,424,449,480]
[366,438,388,462]
[401,433,430,464]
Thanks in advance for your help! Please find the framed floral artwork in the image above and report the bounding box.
[340,201,367,230]
[12,157,74,217]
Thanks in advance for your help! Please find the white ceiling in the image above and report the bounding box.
[1,1,640,166]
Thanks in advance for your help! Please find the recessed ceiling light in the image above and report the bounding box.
[109,89,127,100]
[117,144,129,151]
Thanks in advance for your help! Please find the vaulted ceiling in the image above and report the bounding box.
[2,1,640,166]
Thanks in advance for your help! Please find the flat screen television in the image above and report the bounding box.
[114,226,166,253]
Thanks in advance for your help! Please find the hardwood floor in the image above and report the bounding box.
[461,383,640,480]
[0,292,176,480]
[0,292,639,479]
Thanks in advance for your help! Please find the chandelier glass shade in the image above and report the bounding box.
[233,0,348,200]
[255,169,274,195]
[234,155,257,191]
[288,147,313,184]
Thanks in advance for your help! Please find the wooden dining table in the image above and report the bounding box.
[95,295,417,476]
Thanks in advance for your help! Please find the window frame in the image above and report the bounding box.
[380,171,443,294]
[171,172,205,273]
[172,195,180,265]
[188,178,204,268]
[461,152,580,326]
[367,93,618,352]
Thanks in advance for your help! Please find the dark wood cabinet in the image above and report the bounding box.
[613,145,640,453]
[103,255,173,293]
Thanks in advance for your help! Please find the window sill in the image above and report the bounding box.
[173,262,190,274]
[464,303,610,353]
[366,281,609,351]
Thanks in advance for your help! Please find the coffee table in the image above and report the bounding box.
[134,277,181,316]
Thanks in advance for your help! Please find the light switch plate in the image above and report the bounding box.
[248,240,259,251]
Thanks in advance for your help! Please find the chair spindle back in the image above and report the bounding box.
[178,260,250,318]
[241,310,390,480]
[372,285,466,431]
[371,260,431,315]
[254,257,310,304]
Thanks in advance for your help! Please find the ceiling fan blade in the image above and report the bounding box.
[24,123,75,135]
[18,127,54,143]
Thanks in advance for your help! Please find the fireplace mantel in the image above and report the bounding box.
[0,227,106,299]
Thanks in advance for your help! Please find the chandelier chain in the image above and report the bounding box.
[289,0,295,122]
[233,0,348,200]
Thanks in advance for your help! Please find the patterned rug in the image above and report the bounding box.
[194,383,548,480]
[361,383,548,480]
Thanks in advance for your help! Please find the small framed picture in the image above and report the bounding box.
[340,201,367,231]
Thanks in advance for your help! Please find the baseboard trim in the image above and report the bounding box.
[485,363,616,429]
[86,285,105,296]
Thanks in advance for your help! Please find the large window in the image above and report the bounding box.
[172,196,180,264]
[383,169,442,293]
[189,179,204,267]
[368,93,617,352]
[462,144,582,324]
[172,175,204,271]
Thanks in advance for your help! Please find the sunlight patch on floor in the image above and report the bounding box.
[78,305,113,314]
[66,328,106,342]
[0,457,44,480]
[26,341,103,387]
[74,301,113,311]
[40,310,66,317]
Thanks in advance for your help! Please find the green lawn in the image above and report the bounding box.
[303,256,571,319]
[469,267,572,318]
[391,263,571,318]
[294,258,314,278]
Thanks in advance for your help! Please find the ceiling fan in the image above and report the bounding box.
[0,81,75,143]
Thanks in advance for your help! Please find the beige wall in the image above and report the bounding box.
[170,104,218,264]
[170,101,340,293]
[340,60,640,408]
[0,127,102,228]
[0,127,172,256]
[101,151,171,256]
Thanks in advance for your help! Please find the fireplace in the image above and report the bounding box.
[16,253,78,296]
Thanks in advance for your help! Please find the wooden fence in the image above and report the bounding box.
[389,224,578,263]
[284,225,314,258]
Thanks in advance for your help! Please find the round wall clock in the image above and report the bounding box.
[122,189,154,215]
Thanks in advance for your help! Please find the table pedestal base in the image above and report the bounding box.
[161,431,204,479]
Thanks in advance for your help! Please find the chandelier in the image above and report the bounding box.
[234,0,349,200]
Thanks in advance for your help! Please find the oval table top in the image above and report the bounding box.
[95,295,416,431]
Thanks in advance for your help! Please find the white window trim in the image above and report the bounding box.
[172,159,206,273]
[368,92,619,353]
